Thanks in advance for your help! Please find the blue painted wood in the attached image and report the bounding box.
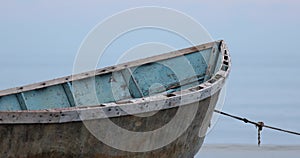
[0,47,216,110]
[72,77,101,106]
[204,45,220,81]
[128,52,208,98]
[62,82,76,107]
[184,52,208,80]
[110,71,132,101]
[73,73,116,106]
[214,49,223,74]
[95,74,116,104]
[16,93,28,110]
[129,62,179,98]
[122,68,144,98]
[22,85,70,110]
[159,53,207,90]
[0,95,21,111]
[199,48,212,65]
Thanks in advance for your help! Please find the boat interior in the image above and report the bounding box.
[0,42,225,111]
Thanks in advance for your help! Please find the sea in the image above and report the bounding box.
[197,145,300,158]
[1,29,300,157]
[1,35,299,157]
[1,2,300,157]
[193,34,300,156]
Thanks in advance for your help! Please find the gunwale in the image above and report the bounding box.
[0,40,231,124]
[0,41,215,97]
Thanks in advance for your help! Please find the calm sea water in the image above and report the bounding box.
[1,29,300,158]
[197,145,300,158]
[1,1,300,157]
[193,36,300,156]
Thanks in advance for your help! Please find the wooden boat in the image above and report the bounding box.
[0,40,230,157]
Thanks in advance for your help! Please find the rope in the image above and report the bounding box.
[257,122,263,146]
[214,110,300,146]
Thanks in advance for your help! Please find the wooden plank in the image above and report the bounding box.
[204,43,220,81]
[22,85,70,110]
[125,68,144,98]
[0,95,22,111]
[62,82,76,107]
[16,93,27,110]
[0,41,216,97]
[110,71,132,101]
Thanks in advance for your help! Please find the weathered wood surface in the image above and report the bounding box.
[0,40,231,157]
[0,48,211,111]
[0,91,220,158]
[0,41,230,113]
[0,42,215,97]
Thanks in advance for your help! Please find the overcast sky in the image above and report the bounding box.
[0,0,300,146]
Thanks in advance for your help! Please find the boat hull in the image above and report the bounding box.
[0,40,231,157]
[0,91,220,158]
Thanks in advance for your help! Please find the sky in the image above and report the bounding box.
[1,0,299,88]
[0,0,300,151]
